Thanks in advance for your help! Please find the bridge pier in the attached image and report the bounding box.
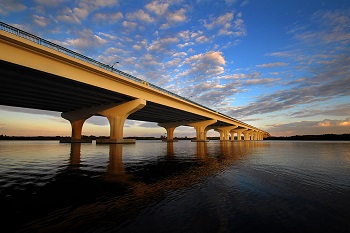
[215,126,238,141]
[61,99,146,144]
[188,120,217,142]
[230,129,247,141]
[59,119,92,143]
[97,99,146,144]
[158,122,182,142]
[243,130,253,141]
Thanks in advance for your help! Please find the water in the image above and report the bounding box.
[0,140,349,233]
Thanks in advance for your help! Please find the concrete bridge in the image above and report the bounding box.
[0,22,269,143]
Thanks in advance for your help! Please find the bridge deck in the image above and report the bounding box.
[0,21,269,138]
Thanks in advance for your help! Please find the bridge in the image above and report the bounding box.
[0,22,269,143]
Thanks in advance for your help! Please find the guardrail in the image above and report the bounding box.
[0,21,259,131]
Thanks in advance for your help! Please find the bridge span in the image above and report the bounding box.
[0,22,269,143]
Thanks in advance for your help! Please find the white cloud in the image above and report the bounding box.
[178,42,194,48]
[32,15,49,27]
[179,51,226,79]
[147,37,179,53]
[34,0,67,7]
[267,117,350,136]
[98,32,117,40]
[93,12,123,23]
[78,0,119,11]
[122,21,137,29]
[179,81,239,109]
[203,12,246,36]
[127,10,154,23]
[133,44,142,50]
[57,0,119,24]
[204,12,234,29]
[146,1,169,15]
[195,35,210,43]
[256,62,288,68]
[167,8,187,23]
[245,78,279,85]
[57,7,84,24]
[0,0,26,15]
[219,73,247,79]
[66,29,107,50]
[172,52,187,57]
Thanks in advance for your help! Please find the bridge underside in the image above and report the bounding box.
[0,60,235,128]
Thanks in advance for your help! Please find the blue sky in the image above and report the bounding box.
[0,0,349,137]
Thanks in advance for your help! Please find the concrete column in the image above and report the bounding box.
[158,122,183,142]
[243,130,252,141]
[98,99,146,143]
[251,132,256,140]
[70,119,86,141]
[215,126,238,141]
[259,133,264,140]
[232,129,247,141]
[215,129,225,140]
[188,119,217,142]
[165,127,176,141]
[61,102,135,143]
[61,114,91,143]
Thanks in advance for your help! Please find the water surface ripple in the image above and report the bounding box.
[0,140,349,233]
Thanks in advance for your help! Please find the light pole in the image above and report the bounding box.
[110,61,119,69]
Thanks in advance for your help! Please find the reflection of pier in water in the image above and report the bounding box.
[20,141,268,232]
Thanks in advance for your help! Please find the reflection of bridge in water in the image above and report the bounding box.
[17,141,268,232]
[0,22,269,143]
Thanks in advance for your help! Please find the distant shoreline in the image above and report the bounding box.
[0,134,349,141]
[265,134,350,141]
[0,135,197,141]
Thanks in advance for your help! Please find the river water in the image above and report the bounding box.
[0,140,349,233]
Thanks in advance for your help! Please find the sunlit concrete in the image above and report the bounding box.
[231,128,248,141]
[215,126,238,141]
[189,120,217,142]
[97,99,146,144]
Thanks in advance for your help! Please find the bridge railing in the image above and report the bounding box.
[0,21,257,131]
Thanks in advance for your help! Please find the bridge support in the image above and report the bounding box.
[158,122,182,142]
[61,99,146,144]
[97,99,146,144]
[243,130,253,141]
[59,118,92,143]
[215,126,238,141]
[61,110,91,143]
[230,129,247,141]
[188,120,217,142]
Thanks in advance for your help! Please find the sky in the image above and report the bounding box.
[0,0,349,137]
